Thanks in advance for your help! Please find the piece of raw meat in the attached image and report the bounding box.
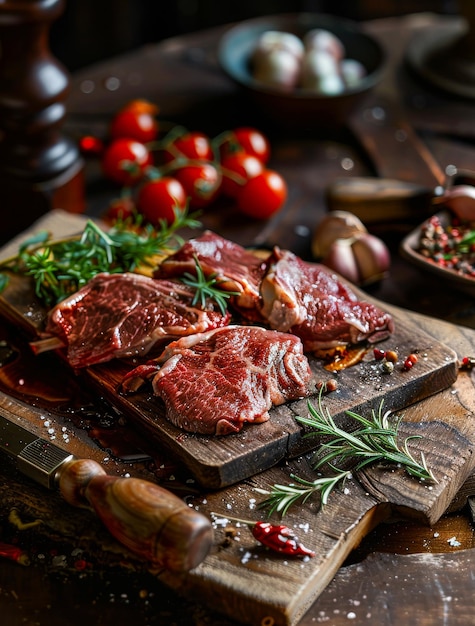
[260,248,394,351]
[121,325,313,435]
[42,272,231,368]
[155,230,269,321]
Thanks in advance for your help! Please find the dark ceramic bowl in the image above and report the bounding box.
[218,13,385,130]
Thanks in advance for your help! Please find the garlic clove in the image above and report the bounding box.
[312,210,367,259]
[433,184,475,221]
[322,238,361,284]
[351,233,391,284]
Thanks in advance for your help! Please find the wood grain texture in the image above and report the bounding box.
[0,259,460,489]
[0,213,474,625]
[1,11,475,625]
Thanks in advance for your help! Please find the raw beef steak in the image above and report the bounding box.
[44,272,231,368]
[121,325,313,435]
[155,230,269,321]
[260,248,394,351]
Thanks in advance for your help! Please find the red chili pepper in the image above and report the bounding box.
[251,521,315,558]
[212,513,315,558]
[0,541,30,565]
[461,356,475,370]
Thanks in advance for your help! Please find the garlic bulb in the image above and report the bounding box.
[251,30,304,90]
[313,211,390,285]
[433,184,475,221]
[303,28,345,61]
[312,210,367,258]
[250,28,367,94]
[252,47,301,90]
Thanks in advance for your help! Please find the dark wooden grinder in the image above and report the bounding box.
[0,0,84,244]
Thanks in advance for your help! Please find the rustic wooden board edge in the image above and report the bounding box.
[83,316,460,489]
[1,374,474,626]
[162,482,387,626]
[165,409,475,626]
[0,245,463,492]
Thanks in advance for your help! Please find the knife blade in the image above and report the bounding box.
[0,412,213,571]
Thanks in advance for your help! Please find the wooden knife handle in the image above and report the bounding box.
[57,458,213,572]
[325,177,439,223]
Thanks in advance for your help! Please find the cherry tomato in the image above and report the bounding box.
[236,169,287,219]
[79,135,104,156]
[164,131,214,163]
[105,196,136,223]
[109,99,159,143]
[137,177,187,225]
[221,127,271,164]
[174,162,221,208]
[101,138,153,187]
[220,153,263,198]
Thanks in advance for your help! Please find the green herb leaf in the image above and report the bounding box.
[2,209,201,307]
[257,389,436,517]
[302,393,435,482]
[0,273,9,294]
[256,470,350,516]
[180,255,239,315]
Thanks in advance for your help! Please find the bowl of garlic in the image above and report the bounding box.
[218,13,385,130]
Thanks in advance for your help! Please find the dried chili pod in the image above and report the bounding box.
[251,521,315,557]
[0,541,30,566]
[212,513,315,558]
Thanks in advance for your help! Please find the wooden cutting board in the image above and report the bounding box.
[0,313,473,626]
[0,263,458,489]
[0,215,474,626]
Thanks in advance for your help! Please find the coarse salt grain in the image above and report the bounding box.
[448,536,461,547]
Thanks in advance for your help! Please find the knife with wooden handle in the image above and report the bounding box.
[326,85,451,224]
[0,412,213,572]
[325,176,442,223]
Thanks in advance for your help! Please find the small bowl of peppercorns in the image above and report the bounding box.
[218,13,385,130]
[401,209,475,297]
[401,173,475,297]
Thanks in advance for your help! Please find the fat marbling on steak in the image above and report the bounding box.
[260,247,394,351]
[120,325,313,435]
[44,272,231,368]
[155,230,269,321]
[156,231,394,351]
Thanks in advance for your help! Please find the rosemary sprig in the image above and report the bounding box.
[180,255,239,315]
[256,469,351,516]
[1,208,201,307]
[299,395,435,482]
[257,392,436,516]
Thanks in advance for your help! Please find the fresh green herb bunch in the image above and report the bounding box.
[257,391,436,516]
[180,255,240,315]
[1,210,200,307]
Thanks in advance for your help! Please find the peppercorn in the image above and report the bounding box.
[385,350,398,363]
[381,360,394,374]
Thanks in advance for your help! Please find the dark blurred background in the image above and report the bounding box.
[50,0,458,72]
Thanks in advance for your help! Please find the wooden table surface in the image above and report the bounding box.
[1,12,475,626]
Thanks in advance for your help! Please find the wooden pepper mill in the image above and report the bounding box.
[0,0,85,245]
